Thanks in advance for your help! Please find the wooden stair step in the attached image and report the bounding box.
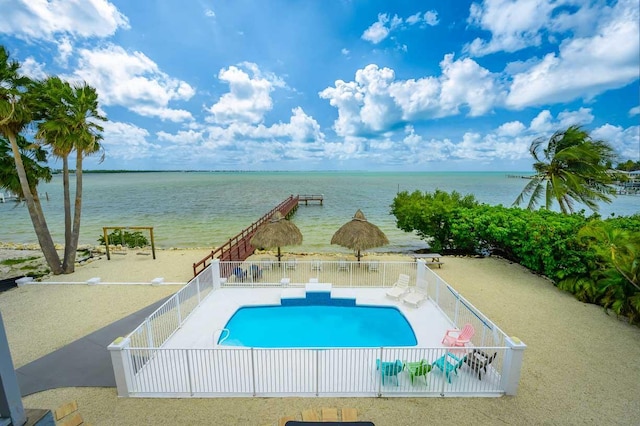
[342,408,358,421]
[301,409,319,421]
[321,408,338,421]
[278,415,296,426]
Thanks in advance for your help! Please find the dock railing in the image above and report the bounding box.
[110,260,526,398]
[192,195,299,276]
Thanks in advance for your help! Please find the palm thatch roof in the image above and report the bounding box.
[331,209,389,261]
[250,211,302,261]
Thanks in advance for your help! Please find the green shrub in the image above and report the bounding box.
[98,229,149,248]
[391,189,640,323]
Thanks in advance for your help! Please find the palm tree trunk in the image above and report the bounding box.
[61,155,72,270]
[7,132,63,274]
[63,150,83,273]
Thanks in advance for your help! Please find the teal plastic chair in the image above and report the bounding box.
[404,359,431,385]
[376,359,403,386]
[432,352,466,383]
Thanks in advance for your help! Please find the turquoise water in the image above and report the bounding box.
[1,171,638,252]
[219,304,417,348]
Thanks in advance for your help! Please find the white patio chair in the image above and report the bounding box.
[402,288,427,308]
[385,274,410,300]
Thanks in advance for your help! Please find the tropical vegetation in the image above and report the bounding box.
[514,126,618,214]
[615,160,640,172]
[98,230,150,249]
[0,45,105,274]
[392,189,640,324]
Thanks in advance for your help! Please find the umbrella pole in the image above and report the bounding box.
[357,249,361,262]
[277,247,282,263]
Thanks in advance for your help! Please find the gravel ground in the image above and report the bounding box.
[0,251,638,425]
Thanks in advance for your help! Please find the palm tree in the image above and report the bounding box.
[514,126,618,214]
[0,134,52,198]
[36,77,105,273]
[0,46,63,273]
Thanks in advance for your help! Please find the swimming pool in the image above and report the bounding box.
[218,304,417,348]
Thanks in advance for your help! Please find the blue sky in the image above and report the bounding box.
[1,0,639,171]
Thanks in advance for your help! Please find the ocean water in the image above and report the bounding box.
[1,171,638,253]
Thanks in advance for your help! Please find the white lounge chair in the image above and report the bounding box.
[285,258,298,270]
[311,259,322,271]
[402,288,427,308]
[386,274,410,300]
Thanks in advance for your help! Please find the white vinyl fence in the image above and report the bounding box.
[110,260,526,398]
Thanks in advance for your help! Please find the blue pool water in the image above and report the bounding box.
[218,305,417,348]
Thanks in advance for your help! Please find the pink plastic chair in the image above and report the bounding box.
[442,323,475,348]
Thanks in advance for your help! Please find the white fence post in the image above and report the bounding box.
[108,337,133,397]
[146,319,154,348]
[501,336,527,395]
[315,350,320,396]
[454,294,460,326]
[175,296,182,326]
[251,348,256,396]
[416,259,427,291]
[212,259,221,290]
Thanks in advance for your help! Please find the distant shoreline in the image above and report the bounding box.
[56,169,535,174]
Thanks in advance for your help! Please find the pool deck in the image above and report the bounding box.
[163,287,454,350]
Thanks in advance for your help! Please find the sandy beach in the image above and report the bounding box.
[1,249,639,425]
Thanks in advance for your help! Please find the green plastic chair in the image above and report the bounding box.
[404,359,431,385]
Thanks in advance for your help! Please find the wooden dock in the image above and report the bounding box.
[193,195,300,276]
[298,194,323,205]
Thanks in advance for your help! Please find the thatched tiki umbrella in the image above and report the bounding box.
[331,209,389,261]
[250,211,303,262]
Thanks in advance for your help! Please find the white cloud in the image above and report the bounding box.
[591,124,640,160]
[466,0,556,56]
[207,107,324,144]
[0,0,129,40]
[529,110,554,133]
[362,10,439,44]
[100,121,159,160]
[155,106,325,166]
[397,108,623,164]
[207,62,285,125]
[438,54,504,117]
[71,44,195,122]
[423,11,440,26]
[629,106,640,116]
[362,13,392,44]
[56,36,73,66]
[20,57,48,79]
[320,57,503,137]
[496,121,526,136]
[157,129,204,145]
[341,48,350,56]
[319,79,365,137]
[406,12,422,26]
[557,107,594,128]
[205,9,215,18]
[356,65,402,131]
[506,0,639,108]
[131,106,193,122]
